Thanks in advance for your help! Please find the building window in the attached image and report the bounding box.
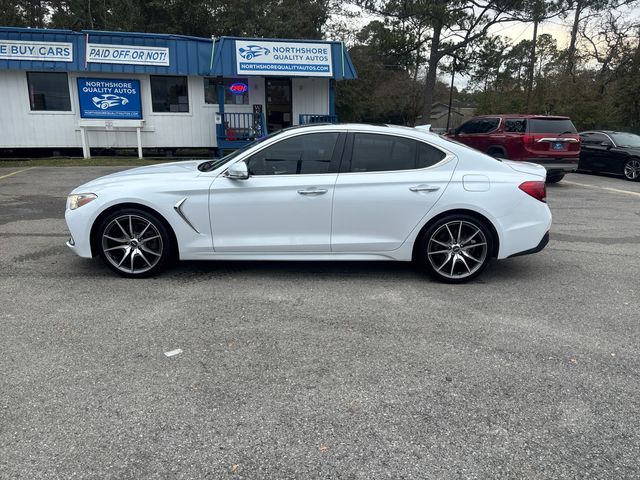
[203,78,249,105]
[150,75,189,112]
[27,72,71,111]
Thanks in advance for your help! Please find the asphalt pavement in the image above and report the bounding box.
[0,166,638,479]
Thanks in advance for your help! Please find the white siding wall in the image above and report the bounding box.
[292,77,330,124]
[0,71,330,149]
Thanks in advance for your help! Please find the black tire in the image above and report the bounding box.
[623,158,640,181]
[97,208,173,278]
[546,173,565,184]
[417,214,494,284]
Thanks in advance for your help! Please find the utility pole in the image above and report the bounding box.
[446,60,456,131]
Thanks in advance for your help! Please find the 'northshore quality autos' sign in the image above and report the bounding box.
[77,78,143,120]
[235,40,332,77]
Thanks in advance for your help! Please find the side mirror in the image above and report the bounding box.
[226,161,249,180]
[600,141,612,149]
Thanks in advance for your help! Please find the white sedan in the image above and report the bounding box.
[65,124,551,283]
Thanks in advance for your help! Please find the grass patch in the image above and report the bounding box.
[0,157,197,168]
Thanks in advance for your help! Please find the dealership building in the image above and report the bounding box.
[0,27,356,157]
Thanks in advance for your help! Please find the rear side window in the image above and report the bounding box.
[417,142,447,168]
[349,134,446,172]
[529,119,577,134]
[505,118,526,133]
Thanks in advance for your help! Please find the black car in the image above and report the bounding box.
[578,130,640,181]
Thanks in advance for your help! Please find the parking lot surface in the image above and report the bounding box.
[1,166,639,479]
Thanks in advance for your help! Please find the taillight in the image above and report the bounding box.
[519,181,546,203]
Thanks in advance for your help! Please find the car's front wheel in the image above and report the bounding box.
[623,158,640,181]
[97,208,173,278]
[418,215,493,284]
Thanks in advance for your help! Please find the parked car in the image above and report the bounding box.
[65,124,551,283]
[447,114,580,183]
[578,130,640,181]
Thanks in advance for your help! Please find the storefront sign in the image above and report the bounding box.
[0,40,73,62]
[87,43,170,66]
[229,82,248,94]
[77,78,142,119]
[236,40,332,77]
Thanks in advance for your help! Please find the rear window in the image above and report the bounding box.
[528,119,577,134]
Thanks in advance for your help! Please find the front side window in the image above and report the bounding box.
[150,75,189,112]
[476,118,500,133]
[457,120,478,134]
[246,132,339,175]
[27,72,71,111]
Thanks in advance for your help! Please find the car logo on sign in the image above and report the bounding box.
[92,94,129,109]
[238,45,271,60]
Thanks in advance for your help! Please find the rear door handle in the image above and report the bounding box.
[298,188,328,195]
[409,185,440,192]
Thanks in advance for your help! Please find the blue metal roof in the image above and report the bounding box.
[0,27,356,79]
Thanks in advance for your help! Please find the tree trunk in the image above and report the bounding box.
[526,18,539,112]
[420,22,442,125]
[566,0,584,78]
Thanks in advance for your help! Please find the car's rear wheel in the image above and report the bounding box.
[623,158,640,181]
[98,209,172,278]
[546,173,565,183]
[418,215,493,284]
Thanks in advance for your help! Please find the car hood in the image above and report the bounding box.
[502,160,547,179]
[73,160,202,192]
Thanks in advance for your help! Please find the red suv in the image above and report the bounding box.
[447,114,580,183]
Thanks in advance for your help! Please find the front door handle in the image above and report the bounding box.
[409,184,440,192]
[298,188,328,195]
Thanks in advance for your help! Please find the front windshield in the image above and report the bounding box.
[198,130,286,172]
[610,132,640,148]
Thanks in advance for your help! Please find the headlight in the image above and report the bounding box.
[67,193,97,210]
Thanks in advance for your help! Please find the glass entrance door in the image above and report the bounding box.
[265,78,292,133]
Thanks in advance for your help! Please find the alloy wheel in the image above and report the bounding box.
[624,159,640,181]
[101,214,163,274]
[427,220,488,281]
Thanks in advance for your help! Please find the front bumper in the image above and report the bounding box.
[65,205,99,258]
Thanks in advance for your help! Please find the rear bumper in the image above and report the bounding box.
[525,158,578,173]
[508,232,549,258]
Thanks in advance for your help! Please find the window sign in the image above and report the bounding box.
[229,82,248,94]
[77,78,142,119]
[87,43,170,66]
[236,40,332,77]
[0,40,73,62]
